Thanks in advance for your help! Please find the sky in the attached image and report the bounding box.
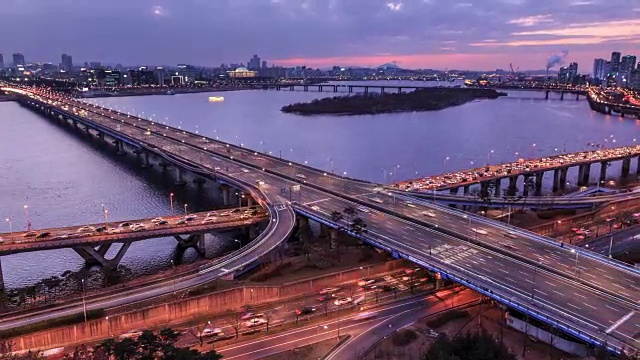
[0,0,639,71]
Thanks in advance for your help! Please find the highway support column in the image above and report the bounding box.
[522,175,532,197]
[534,172,543,196]
[330,228,339,249]
[320,223,330,238]
[552,169,560,192]
[599,161,608,183]
[559,168,568,191]
[494,179,501,197]
[220,185,231,206]
[0,257,4,291]
[141,152,152,168]
[621,158,631,178]
[115,140,126,156]
[507,176,518,197]
[174,168,186,186]
[72,242,132,269]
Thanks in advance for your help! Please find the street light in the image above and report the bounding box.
[570,249,580,278]
[487,150,494,165]
[184,203,188,215]
[81,279,87,323]
[169,193,174,214]
[5,218,12,239]
[234,239,242,250]
[24,205,31,231]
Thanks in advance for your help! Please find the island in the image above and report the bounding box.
[280,87,507,115]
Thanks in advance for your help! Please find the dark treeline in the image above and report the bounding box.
[281,87,506,115]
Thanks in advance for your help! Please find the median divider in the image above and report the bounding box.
[319,335,351,360]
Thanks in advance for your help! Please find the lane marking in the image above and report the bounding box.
[605,311,635,334]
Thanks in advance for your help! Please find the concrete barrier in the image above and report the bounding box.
[506,314,588,357]
[6,260,406,352]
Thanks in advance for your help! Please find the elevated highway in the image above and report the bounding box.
[2,85,639,355]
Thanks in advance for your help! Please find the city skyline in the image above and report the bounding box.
[0,0,639,70]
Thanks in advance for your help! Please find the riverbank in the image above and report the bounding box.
[281,87,506,116]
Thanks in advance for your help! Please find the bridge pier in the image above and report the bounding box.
[522,175,532,197]
[621,158,631,178]
[534,172,543,196]
[174,234,205,255]
[552,169,560,192]
[220,184,231,206]
[364,87,369,94]
[0,257,4,291]
[72,242,131,269]
[578,164,591,186]
[348,86,353,93]
[380,87,385,94]
[560,92,564,101]
[507,176,517,196]
[545,91,549,100]
[330,228,339,249]
[599,161,608,182]
[463,185,470,195]
[494,179,501,197]
[559,168,568,191]
[397,87,402,94]
[333,85,338,92]
[320,223,330,238]
[318,85,323,92]
[174,168,186,186]
[576,93,580,101]
[303,85,308,92]
[620,112,625,118]
[115,140,126,156]
[450,187,459,195]
[141,151,152,168]
[637,157,640,176]
[480,182,489,198]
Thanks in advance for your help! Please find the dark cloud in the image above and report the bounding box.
[0,0,637,69]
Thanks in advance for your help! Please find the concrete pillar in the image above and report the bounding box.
[494,179,501,197]
[545,91,549,100]
[220,184,231,206]
[552,169,560,192]
[330,228,339,249]
[174,168,186,186]
[463,186,470,195]
[559,168,568,190]
[621,158,631,178]
[247,197,254,207]
[141,152,152,168]
[380,87,385,94]
[576,93,580,101]
[333,85,338,92]
[248,226,258,240]
[320,223,330,238]
[560,92,564,100]
[577,165,585,186]
[534,172,544,196]
[73,120,78,129]
[318,85,323,92]
[364,87,369,94]
[480,182,489,198]
[0,257,4,291]
[303,85,308,91]
[507,176,518,196]
[116,140,126,156]
[450,187,459,195]
[348,86,353,93]
[581,163,591,186]
[397,87,402,94]
[197,235,206,255]
[599,161,608,182]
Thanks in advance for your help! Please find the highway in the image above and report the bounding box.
[583,226,640,257]
[0,208,268,255]
[3,86,640,354]
[216,289,480,360]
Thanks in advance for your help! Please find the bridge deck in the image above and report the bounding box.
[0,208,268,255]
[393,145,640,192]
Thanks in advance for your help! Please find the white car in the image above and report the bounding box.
[245,318,267,328]
[356,206,370,213]
[296,173,306,179]
[422,211,436,217]
[241,168,250,173]
[334,297,353,306]
[241,312,264,320]
[119,330,143,339]
[202,218,217,224]
[151,217,164,224]
[471,228,488,235]
[311,205,320,211]
[198,327,223,337]
[319,287,340,295]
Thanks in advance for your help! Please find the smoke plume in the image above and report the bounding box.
[546,50,569,70]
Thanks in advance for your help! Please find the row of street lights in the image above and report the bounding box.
[4,205,32,237]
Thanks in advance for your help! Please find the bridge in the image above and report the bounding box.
[0,208,267,272]
[2,84,639,356]
[392,145,640,198]
[588,89,640,119]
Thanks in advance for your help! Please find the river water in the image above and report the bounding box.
[1,83,638,289]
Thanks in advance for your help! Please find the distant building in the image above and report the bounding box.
[61,54,73,72]
[128,67,156,86]
[248,55,261,71]
[629,69,640,90]
[620,55,636,79]
[261,60,267,69]
[592,58,608,81]
[567,62,578,83]
[90,61,102,69]
[557,66,569,83]
[610,52,621,75]
[12,53,25,66]
[227,66,257,78]
[0,54,4,69]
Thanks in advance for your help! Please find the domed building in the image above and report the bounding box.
[227,66,257,78]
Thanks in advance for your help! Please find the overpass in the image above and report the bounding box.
[588,89,640,119]
[2,84,639,355]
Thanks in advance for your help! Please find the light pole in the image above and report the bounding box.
[170,260,176,293]
[106,316,111,336]
[234,239,242,250]
[169,193,174,214]
[81,279,87,323]
[184,203,188,215]
[570,249,579,278]
[101,204,108,228]
[487,150,494,165]
[607,234,614,258]
[5,218,12,239]
[24,205,31,231]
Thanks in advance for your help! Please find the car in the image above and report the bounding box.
[406,202,416,208]
[77,226,95,233]
[333,297,353,306]
[471,228,488,235]
[107,228,121,234]
[231,209,241,213]
[202,217,217,224]
[131,225,147,232]
[354,311,378,321]
[198,327,224,337]
[245,318,267,328]
[23,231,37,238]
[422,211,437,217]
[296,173,306,179]
[206,211,217,217]
[241,312,264,320]
[119,222,131,228]
[370,197,384,204]
[256,180,265,186]
[35,232,51,239]
[357,279,376,287]
[502,232,517,239]
[295,306,316,315]
[311,205,320,211]
[185,215,197,221]
[219,212,230,217]
[241,168,250,173]
[240,214,251,219]
[95,226,107,233]
[214,166,221,171]
[319,287,340,295]
[151,217,164,224]
[119,330,143,339]
[156,220,168,225]
[356,206,370,213]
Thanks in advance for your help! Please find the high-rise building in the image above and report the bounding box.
[593,58,607,80]
[61,54,73,72]
[620,55,636,76]
[610,52,621,74]
[248,54,261,71]
[567,62,578,83]
[629,69,640,90]
[12,53,25,66]
[558,66,569,83]
[261,60,267,69]
[0,54,4,69]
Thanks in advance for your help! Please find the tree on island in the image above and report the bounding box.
[423,330,517,360]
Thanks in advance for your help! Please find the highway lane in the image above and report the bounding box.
[11,89,640,352]
[217,289,480,360]
[583,226,640,257]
